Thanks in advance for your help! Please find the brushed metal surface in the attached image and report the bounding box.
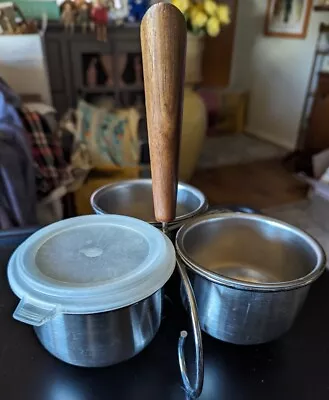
[177,213,326,344]
[34,289,163,367]
[90,179,207,227]
[181,273,310,344]
[176,213,325,290]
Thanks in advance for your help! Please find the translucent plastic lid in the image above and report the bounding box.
[8,215,176,326]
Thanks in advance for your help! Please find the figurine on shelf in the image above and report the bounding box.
[77,1,91,33]
[91,0,109,42]
[127,0,147,23]
[109,0,128,26]
[61,1,76,33]
[0,10,14,34]
[100,54,114,86]
[117,53,127,87]
[0,3,16,34]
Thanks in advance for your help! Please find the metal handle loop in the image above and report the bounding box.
[176,256,204,398]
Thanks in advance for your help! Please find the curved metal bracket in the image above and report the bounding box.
[176,256,204,398]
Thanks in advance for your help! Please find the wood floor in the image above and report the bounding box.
[190,158,308,210]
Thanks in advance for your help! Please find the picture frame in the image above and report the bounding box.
[264,0,312,39]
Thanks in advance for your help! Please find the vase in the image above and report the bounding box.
[185,32,204,84]
[179,86,207,182]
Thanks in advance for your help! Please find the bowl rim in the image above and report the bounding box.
[175,212,326,292]
[90,179,208,225]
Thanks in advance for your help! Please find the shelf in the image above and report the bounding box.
[314,5,329,11]
[320,23,329,33]
[79,84,144,94]
[118,84,144,92]
[316,49,329,55]
[79,86,115,94]
[45,20,141,33]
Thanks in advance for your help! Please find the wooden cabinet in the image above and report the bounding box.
[45,23,141,115]
[306,72,329,151]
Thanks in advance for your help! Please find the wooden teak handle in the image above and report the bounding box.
[141,3,187,223]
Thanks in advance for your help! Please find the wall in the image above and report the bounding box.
[0,0,59,19]
[230,1,329,150]
[0,34,52,104]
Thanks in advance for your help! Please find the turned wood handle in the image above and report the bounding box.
[141,3,186,223]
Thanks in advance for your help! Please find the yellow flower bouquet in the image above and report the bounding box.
[171,0,230,37]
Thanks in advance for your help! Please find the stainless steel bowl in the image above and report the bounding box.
[90,179,206,394]
[176,213,326,345]
[91,179,207,304]
[34,289,163,367]
[90,179,208,230]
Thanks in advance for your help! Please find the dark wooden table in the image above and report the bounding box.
[1,228,329,400]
